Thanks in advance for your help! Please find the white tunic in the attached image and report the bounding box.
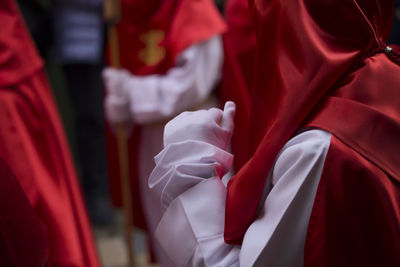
[150,130,331,266]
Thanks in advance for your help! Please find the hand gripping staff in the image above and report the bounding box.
[104,1,135,266]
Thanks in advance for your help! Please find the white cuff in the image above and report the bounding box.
[156,177,239,267]
[149,140,233,211]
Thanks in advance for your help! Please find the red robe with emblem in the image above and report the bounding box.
[0,1,100,266]
[224,0,400,264]
[0,159,49,267]
[106,0,226,229]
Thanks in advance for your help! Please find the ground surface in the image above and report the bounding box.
[95,212,160,267]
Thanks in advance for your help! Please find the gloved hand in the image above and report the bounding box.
[164,101,236,150]
[102,67,132,124]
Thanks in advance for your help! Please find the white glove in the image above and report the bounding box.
[164,101,236,150]
[102,67,132,124]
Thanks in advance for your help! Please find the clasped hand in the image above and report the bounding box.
[102,67,132,124]
[164,101,236,150]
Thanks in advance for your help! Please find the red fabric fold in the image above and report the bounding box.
[0,71,101,267]
[302,52,400,265]
[0,1,100,265]
[0,159,49,267]
[304,136,400,266]
[218,0,254,170]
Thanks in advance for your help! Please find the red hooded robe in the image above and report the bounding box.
[0,1,100,266]
[225,0,400,265]
[106,0,226,229]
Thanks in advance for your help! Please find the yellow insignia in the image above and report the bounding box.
[139,30,166,67]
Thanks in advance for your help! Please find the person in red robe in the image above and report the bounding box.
[0,159,49,267]
[219,0,255,170]
[0,1,100,266]
[103,0,226,264]
[145,0,400,265]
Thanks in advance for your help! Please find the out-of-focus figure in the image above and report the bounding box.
[102,0,226,264]
[16,0,52,59]
[389,0,400,44]
[219,0,255,170]
[52,0,115,226]
[0,0,100,266]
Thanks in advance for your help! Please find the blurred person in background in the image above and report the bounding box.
[102,0,226,264]
[0,0,100,266]
[388,0,400,44]
[16,0,52,59]
[149,0,400,265]
[219,0,255,171]
[52,0,115,226]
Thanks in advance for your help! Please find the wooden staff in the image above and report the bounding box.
[104,1,135,266]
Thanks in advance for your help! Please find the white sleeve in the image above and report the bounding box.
[240,130,331,266]
[152,130,331,267]
[126,35,223,124]
[149,140,239,267]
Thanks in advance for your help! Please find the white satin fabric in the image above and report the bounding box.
[151,130,331,266]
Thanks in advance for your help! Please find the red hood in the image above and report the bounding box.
[225,0,396,244]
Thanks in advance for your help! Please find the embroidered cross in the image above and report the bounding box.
[139,30,166,66]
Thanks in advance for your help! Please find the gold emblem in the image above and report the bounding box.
[139,30,166,66]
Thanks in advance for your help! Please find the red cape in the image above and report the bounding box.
[304,52,400,265]
[106,0,226,229]
[305,136,400,266]
[0,1,100,266]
